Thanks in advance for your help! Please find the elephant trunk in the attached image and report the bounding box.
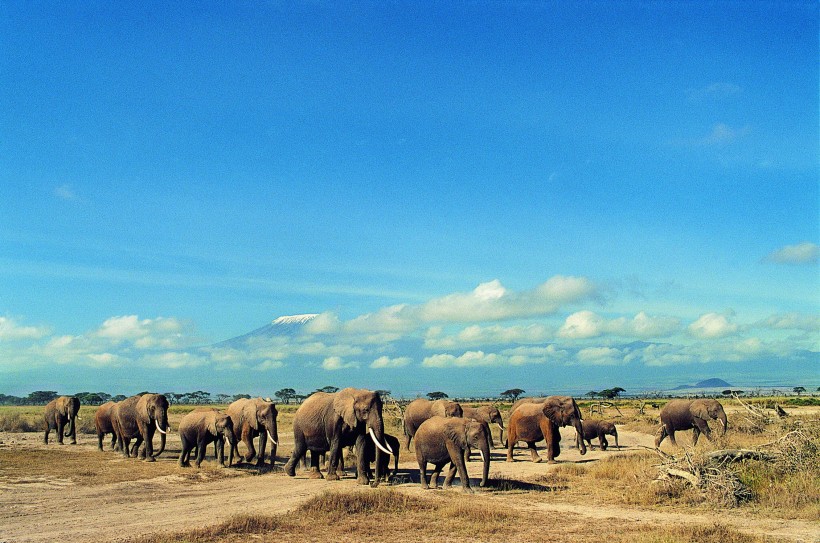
[65,416,75,438]
[613,427,620,449]
[153,413,168,458]
[367,411,391,487]
[574,418,587,456]
[718,410,728,436]
[479,437,490,487]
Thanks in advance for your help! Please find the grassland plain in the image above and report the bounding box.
[0,400,817,543]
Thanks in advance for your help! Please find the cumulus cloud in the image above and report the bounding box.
[0,317,49,341]
[424,323,553,349]
[689,312,739,339]
[764,242,819,265]
[422,344,568,368]
[756,313,820,332]
[95,315,188,349]
[575,346,625,365]
[53,184,81,201]
[370,356,412,369]
[559,310,680,340]
[346,276,596,333]
[322,356,358,371]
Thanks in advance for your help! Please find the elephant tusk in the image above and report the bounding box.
[369,428,393,456]
[479,450,486,463]
[267,430,278,446]
[155,419,167,435]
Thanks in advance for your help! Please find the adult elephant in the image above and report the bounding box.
[403,398,463,450]
[94,401,120,451]
[226,398,278,467]
[655,399,727,447]
[43,396,80,445]
[178,408,237,468]
[283,388,393,486]
[414,416,490,493]
[113,393,169,461]
[506,396,586,463]
[462,405,504,446]
[576,419,619,450]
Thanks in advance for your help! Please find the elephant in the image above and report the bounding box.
[94,401,120,451]
[178,408,238,468]
[414,416,490,493]
[283,388,394,486]
[358,433,401,483]
[226,398,278,467]
[461,405,504,446]
[655,399,727,447]
[506,396,586,463]
[112,393,170,461]
[403,398,463,450]
[43,396,80,445]
[576,419,619,450]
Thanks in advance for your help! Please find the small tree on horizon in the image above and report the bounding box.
[427,391,449,401]
[793,386,806,396]
[316,386,339,394]
[275,388,297,404]
[500,389,525,402]
[586,390,598,399]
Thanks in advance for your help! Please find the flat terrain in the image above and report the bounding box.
[0,405,818,543]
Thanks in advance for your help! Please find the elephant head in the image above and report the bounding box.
[252,400,279,450]
[542,396,587,456]
[60,396,80,438]
[334,388,393,484]
[460,420,490,487]
[140,394,170,458]
[444,401,463,418]
[213,413,238,466]
[691,399,727,435]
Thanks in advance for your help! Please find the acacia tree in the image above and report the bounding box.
[316,386,339,394]
[500,389,525,402]
[427,391,449,401]
[275,388,297,404]
[793,386,806,396]
[599,387,625,400]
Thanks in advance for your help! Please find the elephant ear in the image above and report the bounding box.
[445,422,466,449]
[690,401,711,420]
[207,414,218,435]
[542,400,567,427]
[246,401,260,430]
[333,389,358,429]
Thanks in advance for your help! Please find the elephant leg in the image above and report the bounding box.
[143,429,156,461]
[692,427,701,446]
[285,433,307,477]
[242,427,256,463]
[527,442,542,463]
[255,432,267,467]
[179,436,189,467]
[308,450,324,479]
[506,435,516,462]
[668,429,678,447]
[442,462,457,489]
[326,438,342,481]
[56,419,65,445]
[430,464,445,489]
[354,436,369,486]
[417,457,429,490]
[97,432,104,451]
[449,448,473,493]
[404,428,412,451]
[599,435,608,451]
[195,439,207,467]
[43,426,50,445]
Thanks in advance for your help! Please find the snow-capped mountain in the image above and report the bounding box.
[214,314,318,349]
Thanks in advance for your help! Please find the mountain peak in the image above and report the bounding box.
[272,314,318,325]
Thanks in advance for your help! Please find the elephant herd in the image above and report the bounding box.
[42,391,728,493]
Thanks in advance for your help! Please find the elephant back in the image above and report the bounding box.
[94,401,117,432]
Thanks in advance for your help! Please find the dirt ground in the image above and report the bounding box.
[0,426,817,543]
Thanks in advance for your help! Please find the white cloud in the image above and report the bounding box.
[370,356,412,369]
[689,312,738,339]
[139,352,208,369]
[254,359,285,371]
[0,317,49,340]
[94,315,187,349]
[559,310,681,340]
[424,323,553,349]
[576,346,624,365]
[346,276,596,333]
[757,313,820,332]
[422,351,504,368]
[322,356,358,371]
[765,242,819,265]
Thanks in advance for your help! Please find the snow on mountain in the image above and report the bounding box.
[214,314,318,349]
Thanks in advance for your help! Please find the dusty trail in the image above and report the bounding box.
[0,428,817,543]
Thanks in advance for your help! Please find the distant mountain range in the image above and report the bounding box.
[672,378,732,390]
[214,314,318,349]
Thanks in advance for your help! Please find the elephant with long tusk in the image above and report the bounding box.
[43,396,80,445]
[112,393,170,461]
[284,388,393,487]
[226,398,279,468]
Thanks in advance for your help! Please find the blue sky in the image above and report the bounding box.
[1,2,817,398]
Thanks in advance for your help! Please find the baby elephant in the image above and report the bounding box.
[576,419,619,450]
[178,409,237,468]
[414,416,490,493]
[360,433,401,483]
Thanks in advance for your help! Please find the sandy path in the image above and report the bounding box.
[0,428,817,543]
